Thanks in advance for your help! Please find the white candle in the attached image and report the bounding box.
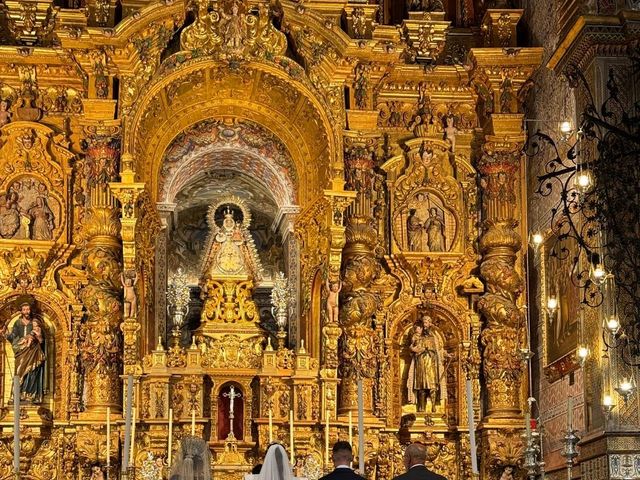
[567,396,573,430]
[357,379,364,474]
[268,408,273,443]
[106,407,111,471]
[465,379,478,474]
[123,375,133,471]
[191,409,196,436]
[348,411,353,446]
[130,407,137,467]
[13,375,20,476]
[289,410,295,465]
[325,410,330,467]
[168,408,173,468]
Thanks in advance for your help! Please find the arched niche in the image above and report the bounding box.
[387,303,466,427]
[216,382,245,441]
[124,58,340,210]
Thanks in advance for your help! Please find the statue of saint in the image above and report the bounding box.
[406,315,445,412]
[424,207,446,252]
[1,302,46,403]
[0,193,21,238]
[28,196,55,240]
[406,209,423,251]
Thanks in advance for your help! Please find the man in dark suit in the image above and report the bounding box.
[319,441,365,480]
[393,443,446,480]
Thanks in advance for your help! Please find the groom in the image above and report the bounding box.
[392,443,446,480]
[319,442,364,480]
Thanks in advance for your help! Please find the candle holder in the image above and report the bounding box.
[614,377,636,402]
[167,268,190,347]
[602,394,616,418]
[561,429,580,468]
[271,272,290,350]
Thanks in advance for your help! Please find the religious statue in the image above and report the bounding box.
[90,465,105,480]
[0,193,21,238]
[406,209,423,252]
[325,279,342,324]
[406,315,445,412]
[28,196,55,240]
[0,99,11,126]
[444,115,457,152]
[121,272,139,319]
[221,1,245,50]
[499,466,515,480]
[1,302,46,403]
[424,207,445,252]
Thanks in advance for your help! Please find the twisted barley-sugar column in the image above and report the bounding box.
[476,140,525,419]
[78,132,124,416]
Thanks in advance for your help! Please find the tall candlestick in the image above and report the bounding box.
[465,379,478,474]
[106,406,111,476]
[191,409,196,436]
[168,408,173,468]
[289,410,295,465]
[325,410,330,468]
[268,408,273,443]
[130,407,137,468]
[525,412,531,439]
[357,378,364,474]
[567,396,573,430]
[123,375,133,471]
[13,375,20,476]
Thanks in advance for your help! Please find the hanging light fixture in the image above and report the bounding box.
[605,315,621,335]
[546,295,558,315]
[576,345,589,366]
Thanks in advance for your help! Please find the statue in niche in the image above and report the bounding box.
[396,191,455,253]
[444,115,457,152]
[406,315,445,412]
[28,196,55,240]
[424,207,445,252]
[325,279,342,324]
[1,178,59,241]
[215,208,245,275]
[121,271,138,319]
[0,193,21,238]
[406,209,423,252]
[1,302,46,403]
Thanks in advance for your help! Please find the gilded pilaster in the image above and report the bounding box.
[110,153,146,374]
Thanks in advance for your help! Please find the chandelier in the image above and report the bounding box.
[526,58,640,367]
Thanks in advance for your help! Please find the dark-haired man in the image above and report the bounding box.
[319,442,364,480]
[392,443,446,480]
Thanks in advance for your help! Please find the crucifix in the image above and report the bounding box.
[223,385,242,440]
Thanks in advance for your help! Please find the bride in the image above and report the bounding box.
[256,444,294,480]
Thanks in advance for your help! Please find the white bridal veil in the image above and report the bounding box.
[258,444,294,480]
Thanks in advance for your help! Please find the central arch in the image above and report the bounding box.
[124,57,342,208]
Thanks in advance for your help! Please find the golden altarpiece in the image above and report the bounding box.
[0,1,542,479]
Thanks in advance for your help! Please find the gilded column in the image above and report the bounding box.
[78,122,124,415]
[339,131,381,415]
[469,43,542,476]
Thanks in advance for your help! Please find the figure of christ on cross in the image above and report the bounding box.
[223,385,242,440]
